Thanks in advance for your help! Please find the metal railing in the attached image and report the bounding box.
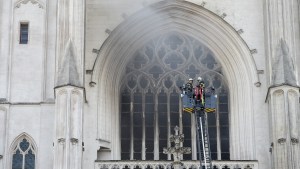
[95,160,258,169]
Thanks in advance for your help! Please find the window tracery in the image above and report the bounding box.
[121,32,229,160]
[11,136,36,169]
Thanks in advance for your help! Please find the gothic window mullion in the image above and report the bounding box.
[154,92,159,160]
[216,98,221,160]
[167,92,171,160]
[22,152,25,169]
[178,91,183,161]
[191,114,197,160]
[130,92,134,160]
[179,92,183,133]
[142,91,146,160]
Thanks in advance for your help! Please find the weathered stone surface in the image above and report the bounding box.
[272,39,297,86]
[1,0,300,169]
[56,40,83,87]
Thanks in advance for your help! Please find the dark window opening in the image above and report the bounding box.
[20,23,29,44]
[120,32,229,161]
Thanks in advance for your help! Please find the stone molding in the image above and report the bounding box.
[15,0,44,9]
[95,160,259,169]
[266,85,300,101]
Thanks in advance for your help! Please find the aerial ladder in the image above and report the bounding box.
[181,77,217,169]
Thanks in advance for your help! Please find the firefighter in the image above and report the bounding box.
[194,77,205,110]
[185,78,194,92]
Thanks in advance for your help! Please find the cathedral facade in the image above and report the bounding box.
[0,0,300,169]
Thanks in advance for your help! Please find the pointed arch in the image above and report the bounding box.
[9,133,37,169]
[10,133,37,151]
[91,0,259,160]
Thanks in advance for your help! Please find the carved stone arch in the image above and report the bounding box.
[10,132,37,152]
[156,86,168,95]
[153,164,166,169]
[271,89,285,142]
[133,164,143,169]
[111,164,119,169]
[287,88,300,140]
[272,89,284,96]
[153,71,186,93]
[156,72,176,90]
[8,132,37,169]
[93,0,259,160]
[173,72,189,86]
[122,164,130,169]
[136,74,154,93]
[165,164,172,169]
[200,70,229,93]
[287,88,299,94]
[144,164,153,169]
[15,0,45,9]
[122,73,138,91]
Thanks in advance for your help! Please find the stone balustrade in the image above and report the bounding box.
[95,160,258,169]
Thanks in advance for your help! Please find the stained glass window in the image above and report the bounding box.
[12,137,36,169]
[120,32,229,160]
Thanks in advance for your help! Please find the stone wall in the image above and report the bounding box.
[84,0,269,169]
[1,0,298,169]
[0,1,56,169]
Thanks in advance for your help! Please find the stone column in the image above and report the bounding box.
[53,0,85,167]
[56,0,85,82]
[268,86,300,169]
[54,86,84,169]
[53,40,84,169]
[0,0,12,99]
[0,106,7,169]
[267,40,300,169]
[265,0,300,168]
[264,0,300,84]
[266,19,300,169]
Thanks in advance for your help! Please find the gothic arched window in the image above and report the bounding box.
[11,135,36,169]
[120,32,229,161]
